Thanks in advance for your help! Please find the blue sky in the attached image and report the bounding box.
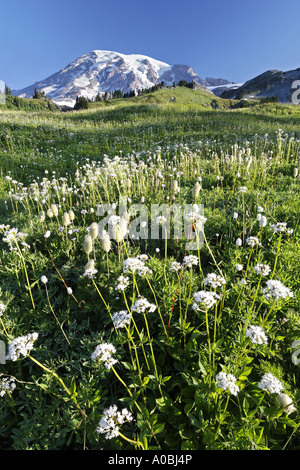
[1,0,300,90]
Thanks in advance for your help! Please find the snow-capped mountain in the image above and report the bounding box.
[12,50,231,107]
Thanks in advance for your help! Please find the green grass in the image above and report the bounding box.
[0,92,300,450]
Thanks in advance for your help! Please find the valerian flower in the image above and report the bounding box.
[216,371,239,396]
[96,405,133,439]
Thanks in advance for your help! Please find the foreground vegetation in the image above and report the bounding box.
[0,89,300,450]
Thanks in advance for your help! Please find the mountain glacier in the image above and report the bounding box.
[12,50,231,107]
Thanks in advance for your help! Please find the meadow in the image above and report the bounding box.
[0,89,300,450]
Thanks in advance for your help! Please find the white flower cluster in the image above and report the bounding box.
[169,261,182,272]
[83,259,98,279]
[6,332,38,361]
[262,279,293,300]
[131,297,156,314]
[183,255,198,268]
[192,290,221,310]
[156,215,167,225]
[204,273,226,288]
[185,211,207,226]
[114,275,130,291]
[270,222,293,234]
[112,310,132,329]
[238,186,247,193]
[257,214,267,228]
[96,405,133,439]
[123,257,152,277]
[216,371,239,396]
[2,227,29,251]
[258,373,284,394]
[245,325,268,345]
[91,343,117,369]
[0,302,6,316]
[253,264,271,276]
[246,236,261,247]
[0,376,16,397]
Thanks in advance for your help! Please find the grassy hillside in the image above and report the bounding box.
[89,85,235,110]
[0,94,57,111]
[0,94,300,450]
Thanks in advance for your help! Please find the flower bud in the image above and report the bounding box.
[68,209,75,221]
[63,212,71,226]
[193,182,201,199]
[38,211,45,223]
[47,208,54,218]
[90,222,99,240]
[50,204,58,217]
[83,234,93,255]
[101,233,111,253]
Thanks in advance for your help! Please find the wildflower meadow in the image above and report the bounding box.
[0,95,300,450]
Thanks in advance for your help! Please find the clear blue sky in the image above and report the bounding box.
[1,0,300,90]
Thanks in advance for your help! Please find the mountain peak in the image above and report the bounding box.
[12,50,230,107]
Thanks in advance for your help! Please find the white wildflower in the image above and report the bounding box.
[6,333,38,361]
[262,279,293,300]
[123,257,152,277]
[258,373,284,394]
[169,261,182,272]
[204,273,226,288]
[115,275,130,291]
[216,371,239,396]
[96,405,133,439]
[156,215,167,225]
[0,302,6,316]
[253,264,271,276]
[112,310,132,329]
[0,377,16,397]
[131,297,156,314]
[183,255,198,268]
[192,290,221,310]
[83,259,98,279]
[246,236,261,247]
[40,275,48,285]
[245,325,268,345]
[91,343,117,369]
[236,237,242,247]
[259,216,267,228]
[270,222,287,233]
